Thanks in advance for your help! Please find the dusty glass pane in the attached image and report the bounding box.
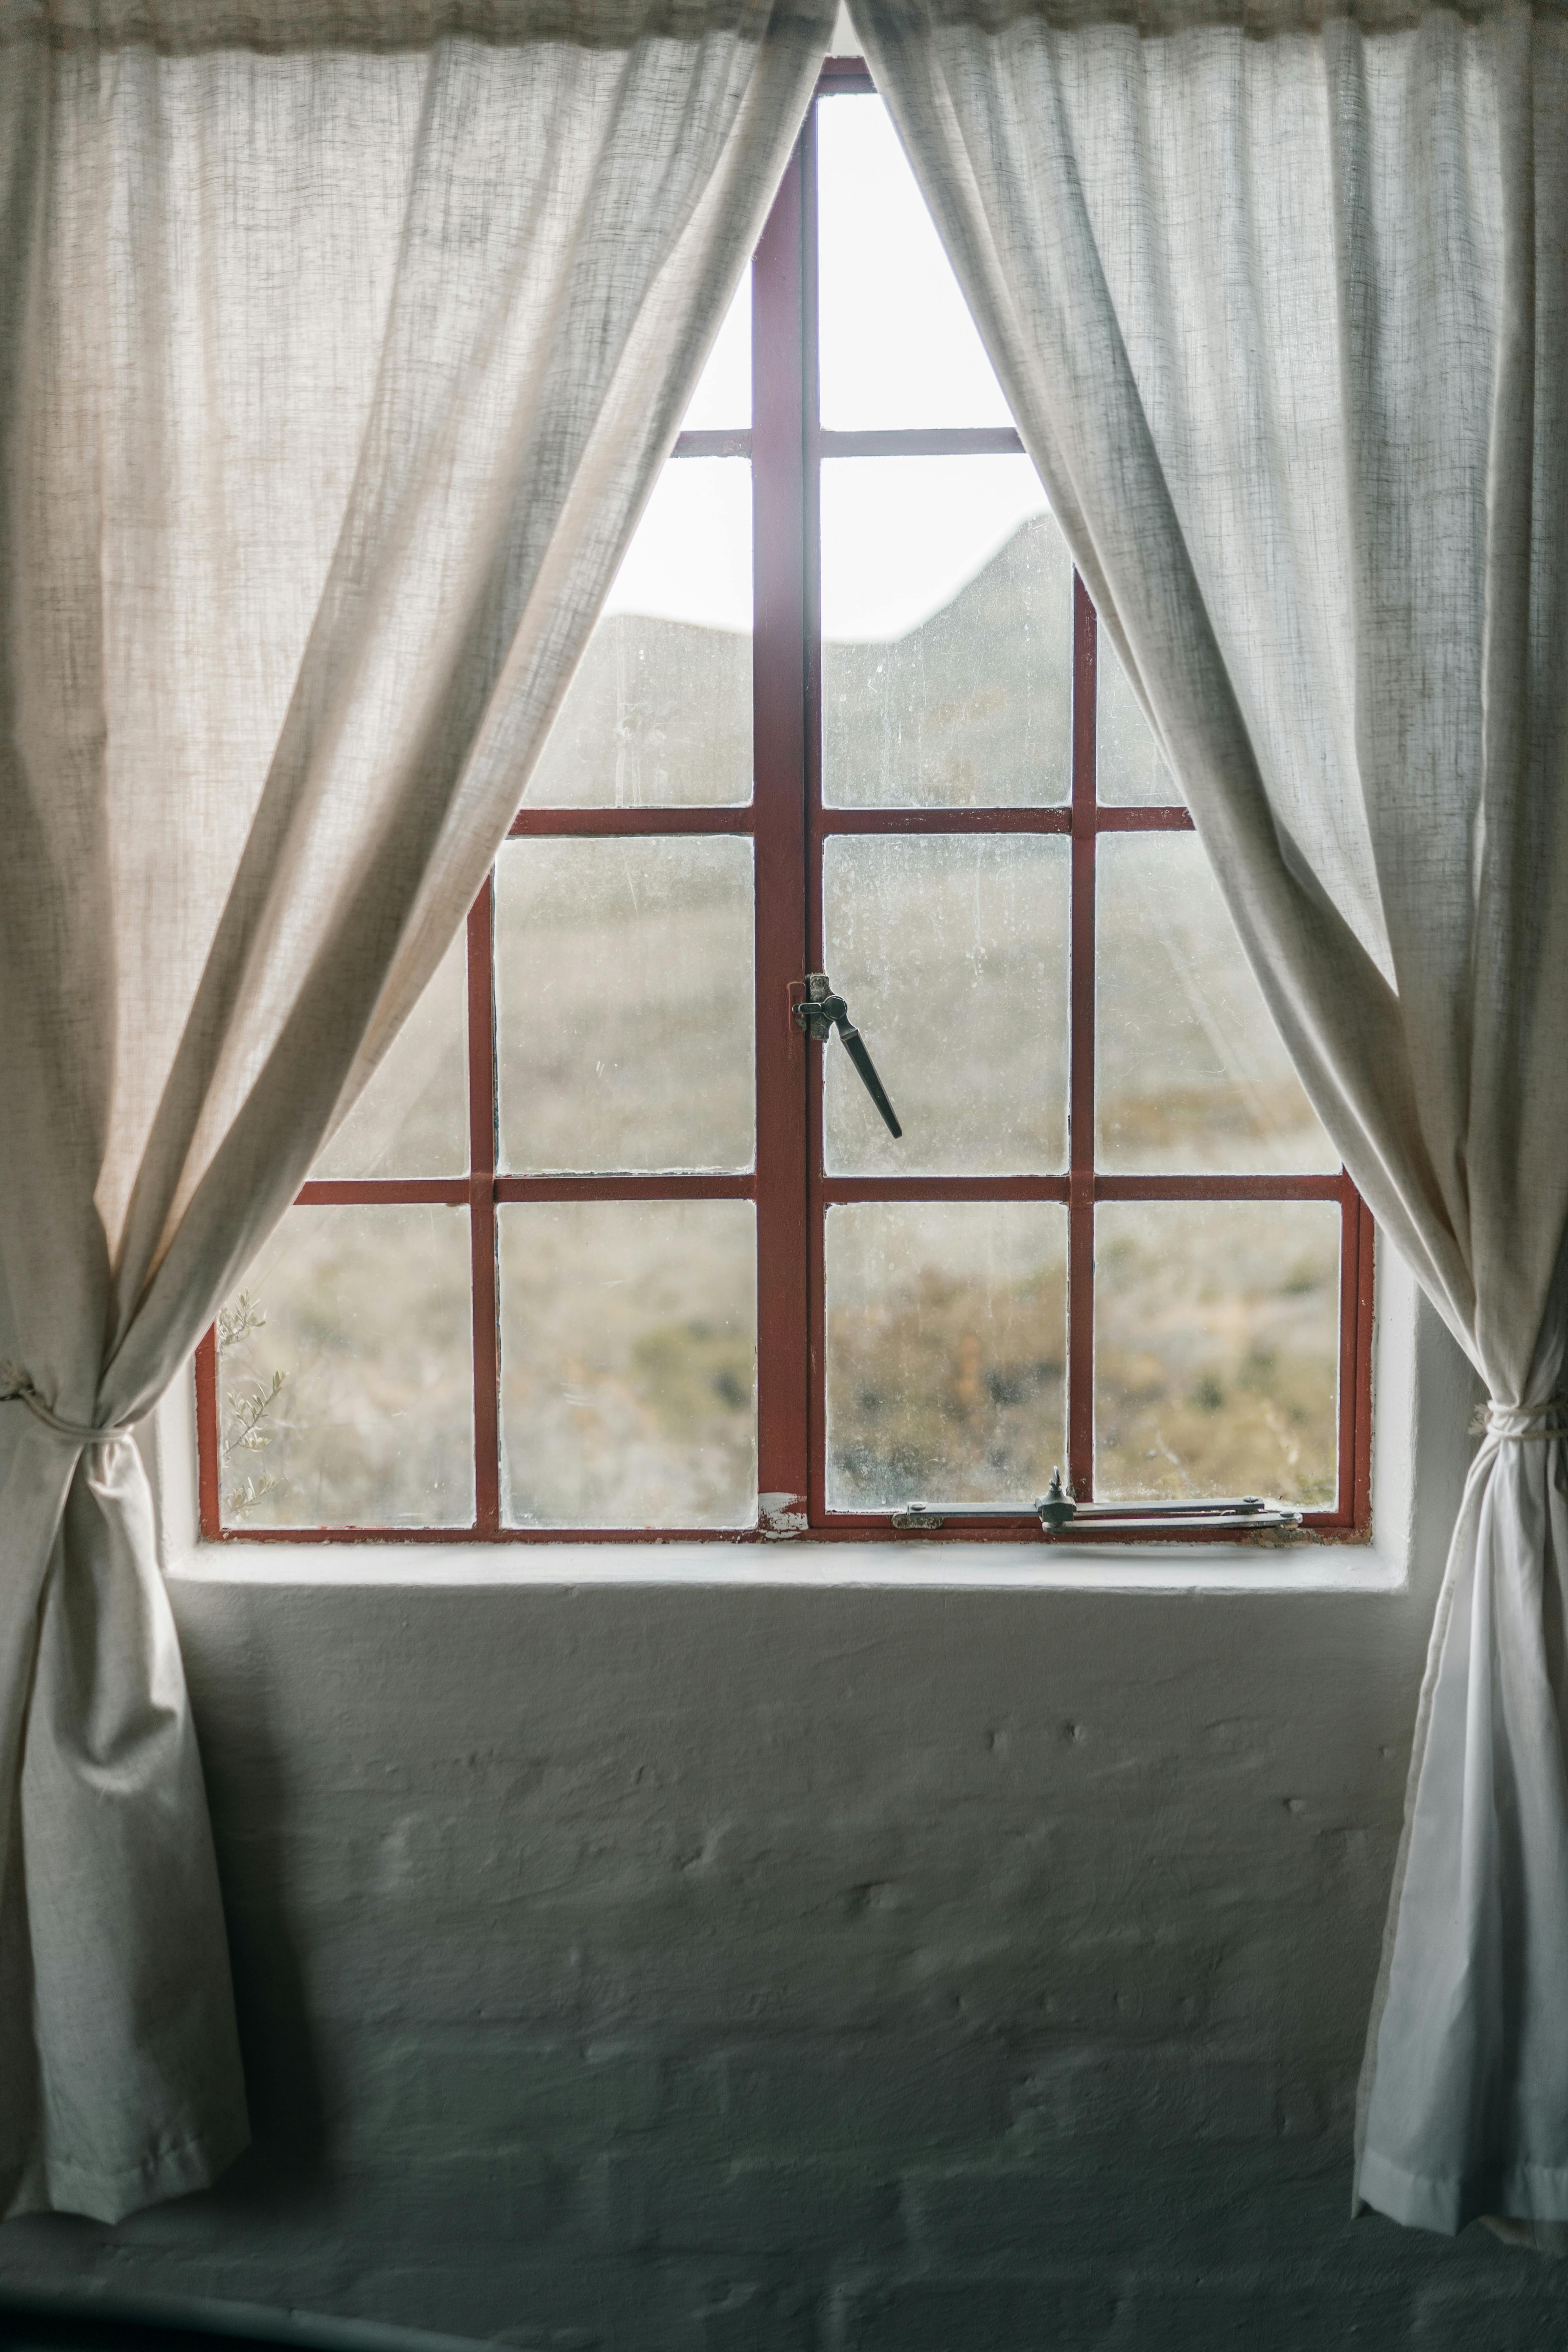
[822,834,1068,1175]
[313,928,467,1180]
[216,1204,474,1529]
[1094,1201,1339,1506]
[1097,834,1339,1173]
[680,270,750,431]
[523,459,751,808]
[1096,632,1183,807]
[499,1200,756,1528]
[818,93,1012,431]
[826,1202,1067,1509]
[496,836,755,1174]
[822,457,1069,809]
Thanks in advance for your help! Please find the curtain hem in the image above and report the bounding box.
[2,2108,250,2226]
[1357,2149,1568,2237]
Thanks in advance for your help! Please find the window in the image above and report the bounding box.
[197,66,1373,1547]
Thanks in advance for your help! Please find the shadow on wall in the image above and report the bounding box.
[0,2293,484,2352]
[200,1608,331,2220]
[0,1610,330,2301]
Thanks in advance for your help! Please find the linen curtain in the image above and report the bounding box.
[850,0,1568,2236]
[0,0,830,2223]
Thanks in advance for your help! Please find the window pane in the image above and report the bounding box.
[496,836,755,1175]
[499,1200,756,1528]
[822,458,1071,809]
[313,929,468,1180]
[1094,1201,1340,1506]
[523,459,751,808]
[826,1202,1067,1509]
[822,834,1068,1175]
[680,270,750,432]
[1096,633,1183,807]
[216,1204,474,1529]
[818,93,1011,430]
[1097,834,1339,1173]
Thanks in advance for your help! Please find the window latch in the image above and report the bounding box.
[794,973,902,1139]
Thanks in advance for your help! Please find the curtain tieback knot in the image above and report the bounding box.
[1468,1394,1568,1441]
[0,1364,133,1447]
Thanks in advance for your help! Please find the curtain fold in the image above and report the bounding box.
[849,0,1568,2233]
[0,0,830,2222]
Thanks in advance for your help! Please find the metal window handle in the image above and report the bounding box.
[794,972,902,1140]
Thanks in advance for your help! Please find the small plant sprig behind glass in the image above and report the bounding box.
[218,1291,288,1521]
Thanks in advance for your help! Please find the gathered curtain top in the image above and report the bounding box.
[4,0,1545,59]
[0,0,828,50]
[858,0,1559,33]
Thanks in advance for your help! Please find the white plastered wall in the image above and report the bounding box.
[3,1252,1562,2350]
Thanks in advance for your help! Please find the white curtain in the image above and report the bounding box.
[851,0,1568,2236]
[0,0,829,2223]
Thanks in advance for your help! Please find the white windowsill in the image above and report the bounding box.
[149,1250,1478,1606]
[164,1535,1406,1596]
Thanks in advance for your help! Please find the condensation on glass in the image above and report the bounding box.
[496,835,755,1175]
[1096,632,1184,807]
[822,833,1068,1175]
[820,457,1070,809]
[499,1200,757,1528]
[817,93,1012,432]
[1096,833,1339,1174]
[1094,1200,1340,1505]
[523,458,752,809]
[216,1203,475,1529]
[312,927,468,1181]
[825,1201,1068,1509]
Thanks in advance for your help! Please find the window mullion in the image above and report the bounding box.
[466,875,501,1535]
[751,131,813,1531]
[1067,574,1098,1504]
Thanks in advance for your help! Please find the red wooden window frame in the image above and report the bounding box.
[196,66,1374,1548]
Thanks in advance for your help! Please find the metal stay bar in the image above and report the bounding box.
[889,1469,1304,1536]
